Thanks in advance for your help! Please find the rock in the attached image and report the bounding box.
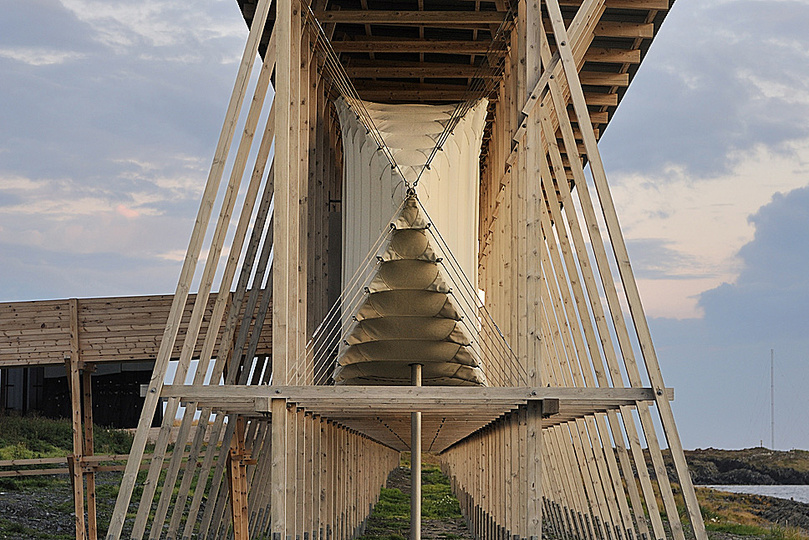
[718,469,776,485]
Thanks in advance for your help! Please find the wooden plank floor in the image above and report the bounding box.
[161,384,670,452]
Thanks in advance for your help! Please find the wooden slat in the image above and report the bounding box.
[579,71,629,86]
[584,92,618,106]
[331,39,504,54]
[346,62,499,79]
[314,10,508,24]
[585,47,641,64]
[544,19,655,38]
[559,0,669,9]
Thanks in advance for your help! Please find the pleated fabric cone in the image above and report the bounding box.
[334,196,487,386]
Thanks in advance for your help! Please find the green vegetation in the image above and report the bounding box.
[358,462,464,540]
[0,414,133,491]
[695,486,809,539]
[0,414,133,459]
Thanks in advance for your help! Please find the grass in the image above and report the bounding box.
[0,414,133,458]
[628,474,809,539]
[694,486,809,539]
[703,522,809,540]
[0,414,134,491]
[358,458,465,540]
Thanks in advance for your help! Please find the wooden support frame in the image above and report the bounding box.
[87,0,707,537]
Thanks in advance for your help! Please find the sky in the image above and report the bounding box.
[1,0,808,450]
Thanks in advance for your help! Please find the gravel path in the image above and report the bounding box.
[0,472,131,539]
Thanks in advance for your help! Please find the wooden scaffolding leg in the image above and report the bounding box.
[527,401,542,540]
[81,365,97,539]
[66,297,87,540]
[272,398,288,539]
[228,417,252,539]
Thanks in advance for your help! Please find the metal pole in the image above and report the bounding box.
[770,349,774,449]
[410,363,422,540]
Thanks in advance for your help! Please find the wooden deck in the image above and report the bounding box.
[162,384,673,452]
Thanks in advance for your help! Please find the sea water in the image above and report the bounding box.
[704,485,809,504]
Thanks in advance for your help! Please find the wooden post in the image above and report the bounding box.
[228,416,251,539]
[272,398,288,540]
[67,297,86,540]
[410,363,422,540]
[527,401,542,540]
[272,0,293,530]
[81,364,97,539]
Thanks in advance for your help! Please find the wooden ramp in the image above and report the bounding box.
[94,1,709,540]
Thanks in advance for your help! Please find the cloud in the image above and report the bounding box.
[652,186,809,449]
[59,0,245,52]
[0,0,265,309]
[697,185,809,341]
[0,47,86,66]
[610,140,809,318]
[115,204,140,218]
[594,0,809,321]
[601,0,809,178]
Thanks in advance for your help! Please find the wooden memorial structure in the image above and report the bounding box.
[96,0,706,539]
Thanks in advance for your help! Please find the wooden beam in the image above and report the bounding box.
[584,47,641,64]
[314,10,508,25]
[355,89,487,101]
[559,0,669,8]
[346,62,499,79]
[162,384,670,403]
[584,92,618,106]
[596,20,655,38]
[271,398,287,538]
[571,109,608,124]
[331,39,505,54]
[579,71,629,86]
[527,401,542,538]
[544,19,655,38]
[351,80,488,101]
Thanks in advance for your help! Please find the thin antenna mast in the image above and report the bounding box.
[770,348,775,449]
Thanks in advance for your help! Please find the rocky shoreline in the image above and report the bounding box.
[699,487,809,532]
[685,448,809,485]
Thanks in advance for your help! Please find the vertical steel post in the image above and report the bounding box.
[410,363,423,540]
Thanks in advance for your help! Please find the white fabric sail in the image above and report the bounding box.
[334,197,486,386]
[336,98,488,296]
[334,99,489,386]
